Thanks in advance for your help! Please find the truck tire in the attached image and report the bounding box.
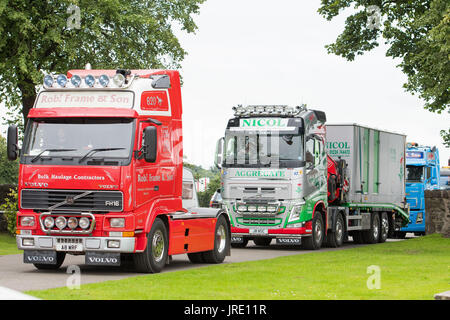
[202,215,230,263]
[326,213,344,248]
[362,212,380,244]
[379,212,389,243]
[231,238,249,248]
[253,237,272,246]
[301,213,324,250]
[33,252,66,270]
[133,218,168,273]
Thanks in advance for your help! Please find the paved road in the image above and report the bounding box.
[0,238,406,292]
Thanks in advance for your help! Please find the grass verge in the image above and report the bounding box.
[27,234,449,300]
[0,233,20,255]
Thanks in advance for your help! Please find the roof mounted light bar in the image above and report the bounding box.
[42,70,136,89]
[232,104,307,117]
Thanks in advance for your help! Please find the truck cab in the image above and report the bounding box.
[8,69,230,273]
[401,143,440,236]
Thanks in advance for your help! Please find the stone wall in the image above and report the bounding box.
[425,190,450,238]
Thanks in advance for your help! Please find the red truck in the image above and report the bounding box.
[7,69,230,273]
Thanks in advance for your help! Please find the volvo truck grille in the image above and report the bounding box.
[21,189,123,212]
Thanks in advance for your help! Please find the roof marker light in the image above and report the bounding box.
[43,75,54,87]
[56,74,68,87]
[71,74,82,87]
[99,74,110,87]
[85,74,95,87]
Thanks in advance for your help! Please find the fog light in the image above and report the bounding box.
[107,240,120,248]
[55,216,67,230]
[43,216,55,229]
[267,206,277,212]
[56,74,68,87]
[43,75,54,87]
[112,73,125,87]
[248,205,257,212]
[258,206,266,212]
[79,217,90,230]
[67,217,78,229]
[237,205,247,212]
[85,74,95,87]
[22,238,34,246]
[71,74,82,87]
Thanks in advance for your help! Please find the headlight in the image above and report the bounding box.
[55,216,67,230]
[237,205,247,212]
[85,74,95,87]
[110,218,125,228]
[112,73,125,87]
[288,206,302,223]
[43,75,54,87]
[56,74,68,87]
[99,74,110,87]
[79,217,90,230]
[43,216,55,229]
[247,205,257,212]
[67,217,78,229]
[71,74,82,87]
[267,206,277,212]
[258,206,266,212]
[20,216,35,227]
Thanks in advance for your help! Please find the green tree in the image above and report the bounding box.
[0,135,19,185]
[0,0,206,126]
[318,0,450,143]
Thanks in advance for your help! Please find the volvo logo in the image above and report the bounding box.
[66,196,75,205]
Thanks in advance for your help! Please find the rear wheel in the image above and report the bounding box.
[253,237,272,246]
[33,252,66,270]
[202,215,229,264]
[362,212,380,244]
[302,213,324,250]
[133,218,168,273]
[379,212,389,243]
[326,214,344,248]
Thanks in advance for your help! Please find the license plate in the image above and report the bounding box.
[250,228,268,235]
[231,236,244,243]
[276,238,301,245]
[56,243,83,252]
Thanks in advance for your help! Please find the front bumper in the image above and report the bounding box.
[16,235,136,253]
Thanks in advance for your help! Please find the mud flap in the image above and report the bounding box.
[85,252,121,266]
[24,250,57,264]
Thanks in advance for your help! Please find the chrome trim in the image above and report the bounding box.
[39,212,96,235]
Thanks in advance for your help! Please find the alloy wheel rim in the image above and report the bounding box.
[152,230,165,262]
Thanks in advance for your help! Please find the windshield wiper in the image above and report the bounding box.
[31,149,77,162]
[78,148,125,163]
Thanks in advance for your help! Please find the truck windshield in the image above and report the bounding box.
[22,118,134,165]
[406,165,424,182]
[222,132,304,168]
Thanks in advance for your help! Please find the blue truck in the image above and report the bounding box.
[399,143,440,237]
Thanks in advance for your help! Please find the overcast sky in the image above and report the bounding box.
[1,0,448,168]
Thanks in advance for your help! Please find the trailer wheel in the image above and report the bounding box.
[362,212,380,244]
[33,252,66,270]
[302,213,324,250]
[253,237,272,246]
[326,213,344,248]
[202,215,229,263]
[231,238,249,248]
[133,218,168,273]
[379,212,389,243]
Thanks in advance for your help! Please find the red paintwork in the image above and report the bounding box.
[15,69,217,255]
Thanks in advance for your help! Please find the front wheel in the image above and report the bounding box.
[202,215,230,264]
[302,213,324,250]
[33,252,66,270]
[133,218,168,273]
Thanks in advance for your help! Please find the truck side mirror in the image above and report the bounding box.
[143,126,157,163]
[7,125,19,161]
[214,137,224,169]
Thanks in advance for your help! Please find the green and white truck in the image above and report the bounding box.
[214,105,410,249]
